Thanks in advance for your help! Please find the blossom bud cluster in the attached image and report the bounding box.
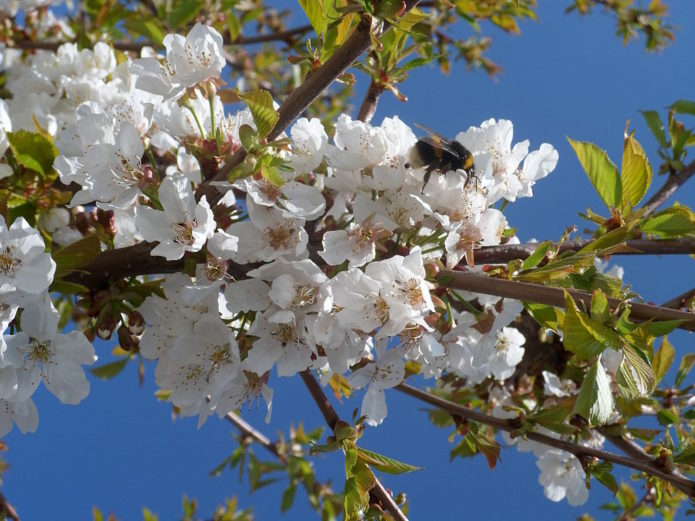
[0,21,605,506]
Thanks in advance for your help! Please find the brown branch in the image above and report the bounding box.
[641,159,695,216]
[356,78,384,123]
[474,238,695,264]
[661,287,695,311]
[300,371,409,521]
[201,1,421,205]
[438,269,695,331]
[395,383,695,497]
[0,491,20,521]
[223,410,288,464]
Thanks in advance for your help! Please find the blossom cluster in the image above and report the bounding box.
[0,21,607,505]
[0,216,96,436]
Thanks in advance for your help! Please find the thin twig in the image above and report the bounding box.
[474,238,695,264]
[0,491,20,521]
[617,486,654,521]
[438,269,695,331]
[641,159,695,216]
[356,78,384,123]
[224,410,288,464]
[300,371,409,521]
[395,383,695,497]
[5,24,314,53]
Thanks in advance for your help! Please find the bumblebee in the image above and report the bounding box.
[405,124,476,191]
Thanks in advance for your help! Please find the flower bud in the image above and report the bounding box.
[127,310,145,335]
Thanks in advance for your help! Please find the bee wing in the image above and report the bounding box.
[415,128,463,157]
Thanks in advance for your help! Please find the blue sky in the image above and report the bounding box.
[4,2,695,520]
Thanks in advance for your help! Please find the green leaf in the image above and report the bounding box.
[124,17,165,44]
[142,507,158,521]
[355,447,422,474]
[563,292,619,359]
[298,0,326,37]
[621,132,652,210]
[573,359,614,426]
[590,289,610,324]
[641,206,695,238]
[521,241,552,270]
[567,137,621,209]
[168,0,202,28]
[259,155,285,187]
[49,279,90,295]
[592,467,619,494]
[673,445,695,466]
[238,124,257,152]
[671,99,695,116]
[280,484,296,512]
[237,89,278,139]
[524,302,559,331]
[344,461,375,521]
[640,110,668,148]
[90,358,129,380]
[617,344,655,400]
[7,130,57,176]
[52,234,102,278]
[653,337,675,384]
[468,431,501,470]
[656,408,678,426]
[675,353,695,388]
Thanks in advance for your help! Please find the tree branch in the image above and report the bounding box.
[395,383,695,497]
[0,491,20,521]
[5,24,315,53]
[474,238,695,264]
[223,410,288,464]
[641,159,695,216]
[438,269,695,331]
[356,78,384,123]
[661,287,695,311]
[300,371,409,521]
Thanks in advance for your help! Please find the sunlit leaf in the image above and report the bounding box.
[568,137,621,209]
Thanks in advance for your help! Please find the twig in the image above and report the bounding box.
[474,238,695,264]
[641,159,695,216]
[356,78,384,123]
[395,383,695,497]
[4,24,315,53]
[300,371,409,521]
[661,287,695,310]
[0,491,20,521]
[617,486,654,521]
[437,269,695,331]
[202,0,421,205]
[224,410,288,464]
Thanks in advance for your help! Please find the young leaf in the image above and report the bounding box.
[639,110,668,148]
[617,344,655,400]
[671,99,695,116]
[590,288,610,324]
[563,292,618,359]
[7,130,57,176]
[52,234,102,278]
[168,0,202,28]
[90,358,129,380]
[675,353,695,388]
[653,337,675,384]
[280,484,297,512]
[641,206,695,238]
[237,90,279,139]
[573,359,614,426]
[520,241,552,270]
[355,447,422,474]
[567,137,621,209]
[298,0,326,37]
[621,133,652,210]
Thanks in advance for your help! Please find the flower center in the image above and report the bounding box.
[0,245,20,277]
[272,323,297,347]
[266,223,296,250]
[292,285,317,309]
[28,339,53,363]
[172,219,197,245]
